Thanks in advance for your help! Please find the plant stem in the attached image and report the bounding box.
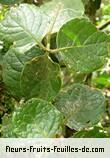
[49,46,75,53]
[98,20,110,30]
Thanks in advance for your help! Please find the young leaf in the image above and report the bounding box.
[57,18,110,73]
[55,84,106,130]
[21,55,61,101]
[3,47,43,98]
[2,98,63,138]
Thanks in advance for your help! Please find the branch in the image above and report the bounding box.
[98,20,110,30]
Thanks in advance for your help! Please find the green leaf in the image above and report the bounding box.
[40,3,75,34]
[41,0,84,34]
[2,98,63,138]
[55,84,106,130]
[74,126,109,138]
[41,0,84,32]
[0,4,50,52]
[92,74,110,88]
[3,47,43,98]
[52,0,84,14]
[103,4,110,15]
[21,55,61,101]
[57,18,110,73]
[0,0,23,5]
[0,3,83,52]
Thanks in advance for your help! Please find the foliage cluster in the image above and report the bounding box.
[0,0,110,138]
